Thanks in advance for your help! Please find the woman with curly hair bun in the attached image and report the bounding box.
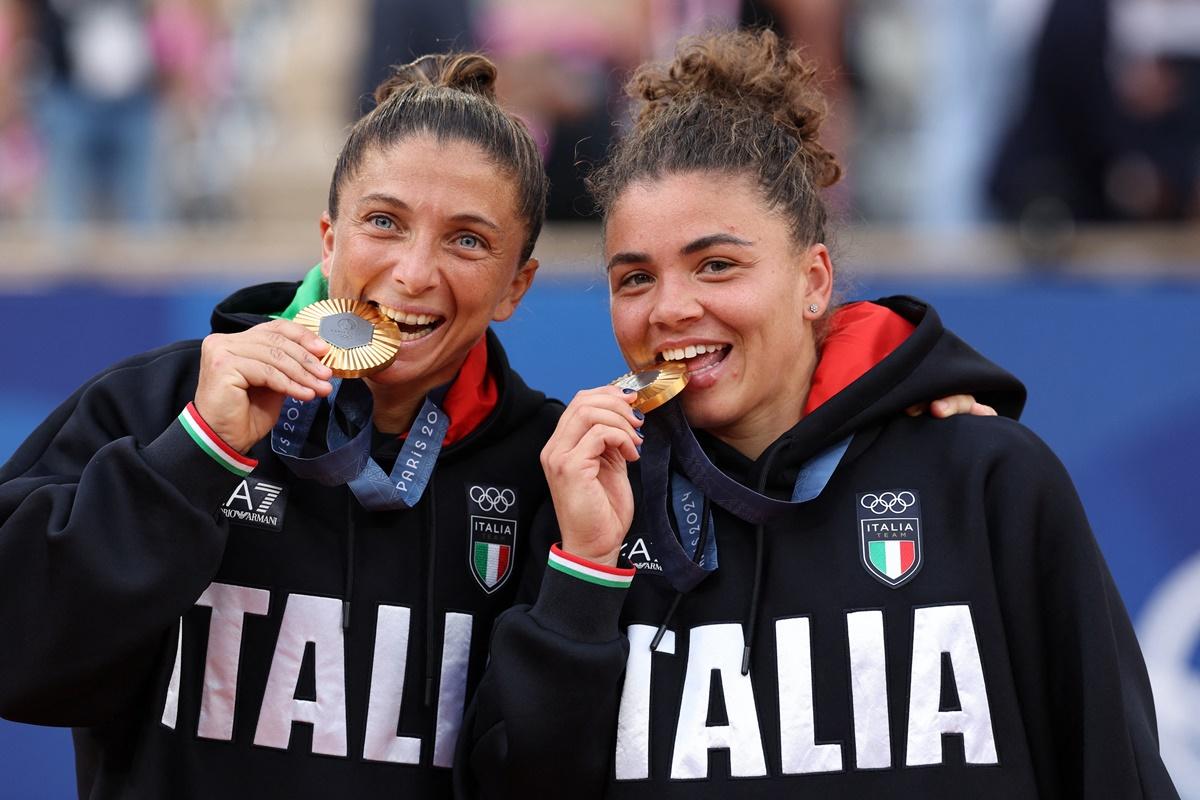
[458,29,1179,799]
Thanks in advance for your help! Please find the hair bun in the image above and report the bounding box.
[374,53,499,104]
[630,29,840,188]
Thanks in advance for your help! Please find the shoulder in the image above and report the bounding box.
[63,340,204,434]
[908,413,1064,471]
[875,414,1079,508]
[80,340,203,401]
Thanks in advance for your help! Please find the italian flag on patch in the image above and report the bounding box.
[473,541,511,589]
[868,539,915,581]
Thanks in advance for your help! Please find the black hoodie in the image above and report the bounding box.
[0,280,562,799]
[457,296,1179,799]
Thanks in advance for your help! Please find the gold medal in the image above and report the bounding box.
[293,299,402,378]
[610,361,689,413]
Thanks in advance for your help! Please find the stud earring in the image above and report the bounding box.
[807,303,820,314]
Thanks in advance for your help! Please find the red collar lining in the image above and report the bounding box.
[804,302,916,415]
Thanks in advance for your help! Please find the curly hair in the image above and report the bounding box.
[589,29,841,247]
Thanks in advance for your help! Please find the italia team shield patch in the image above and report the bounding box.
[857,490,923,588]
[467,484,518,593]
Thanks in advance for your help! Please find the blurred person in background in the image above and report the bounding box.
[0,0,42,219]
[150,0,235,220]
[24,0,166,226]
[357,0,474,115]
[989,0,1200,234]
[471,0,645,219]
[458,29,1179,798]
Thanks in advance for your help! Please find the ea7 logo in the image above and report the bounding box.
[221,478,287,532]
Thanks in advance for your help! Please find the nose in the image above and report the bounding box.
[389,244,439,296]
[647,274,703,328]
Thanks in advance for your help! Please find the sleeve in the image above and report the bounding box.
[984,424,1180,798]
[455,503,635,800]
[0,351,251,726]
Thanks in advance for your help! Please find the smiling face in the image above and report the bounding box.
[606,171,832,457]
[321,135,537,407]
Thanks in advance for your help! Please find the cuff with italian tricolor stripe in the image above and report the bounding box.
[530,544,634,643]
[547,545,635,588]
[178,403,257,477]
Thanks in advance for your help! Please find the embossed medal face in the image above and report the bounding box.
[293,299,402,378]
[610,361,689,413]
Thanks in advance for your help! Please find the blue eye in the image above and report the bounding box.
[369,215,394,230]
[457,233,482,249]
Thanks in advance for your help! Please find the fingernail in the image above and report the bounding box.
[636,444,642,455]
[636,428,645,438]
[633,409,645,420]
[622,388,636,394]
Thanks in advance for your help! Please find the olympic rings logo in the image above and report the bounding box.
[860,491,916,514]
[471,486,516,513]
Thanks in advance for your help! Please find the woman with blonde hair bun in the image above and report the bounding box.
[458,29,1179,799]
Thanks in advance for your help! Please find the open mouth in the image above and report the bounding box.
[656,343,730,376]
[375,303,446,342]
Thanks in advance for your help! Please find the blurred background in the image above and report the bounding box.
[0,0,1198,796]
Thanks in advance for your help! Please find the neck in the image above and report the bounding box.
[707,356,817,460]
[366,387,425,434]
[708,400,807,460]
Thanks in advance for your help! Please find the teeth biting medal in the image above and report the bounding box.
[610,361,689,413]
[293,298,402,378]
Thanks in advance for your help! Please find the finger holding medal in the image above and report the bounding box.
[539,385,644,567]
[195,318,334,454]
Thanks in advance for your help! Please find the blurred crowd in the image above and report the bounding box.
[1,0,1198,232]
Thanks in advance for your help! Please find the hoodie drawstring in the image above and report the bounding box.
[742,445,782,676]
[343,498,356,631]
[423,481,438,708]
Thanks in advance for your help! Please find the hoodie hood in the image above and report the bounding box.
[767,295,1025,468]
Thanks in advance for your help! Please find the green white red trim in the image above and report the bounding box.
[547,544,635,589]
[179,403,257,477]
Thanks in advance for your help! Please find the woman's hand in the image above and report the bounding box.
[194,319,333,454]
[540,386,644,567]
[906,394,998,419]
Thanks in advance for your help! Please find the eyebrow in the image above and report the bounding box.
[681,233,754,254]
[357,194,501,231]
[606,233,755,272]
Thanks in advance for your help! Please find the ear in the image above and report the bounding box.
[492,258,539,322]
[801,243,834,318]
[319,211,335,279]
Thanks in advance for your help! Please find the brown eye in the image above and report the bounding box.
[701,259,733,274]
[619,271,653,288]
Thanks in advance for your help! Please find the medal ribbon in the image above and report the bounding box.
[270,378,450,511]
[646,400,852,592]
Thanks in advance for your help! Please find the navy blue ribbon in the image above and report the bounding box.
[270,378,450,511]
[646,400,851,592]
